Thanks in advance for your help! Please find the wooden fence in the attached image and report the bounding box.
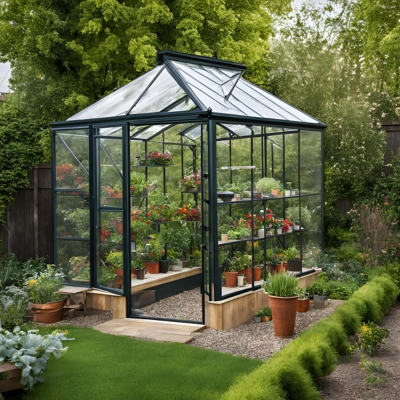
[0,163,53,262]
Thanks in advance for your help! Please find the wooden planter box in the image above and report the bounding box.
[0,362,23,393]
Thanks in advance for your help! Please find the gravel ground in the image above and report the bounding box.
[320,298,400,400]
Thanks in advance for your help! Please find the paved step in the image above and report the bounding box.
[93,318,206,343]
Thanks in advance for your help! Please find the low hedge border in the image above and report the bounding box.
[222,274,399,400]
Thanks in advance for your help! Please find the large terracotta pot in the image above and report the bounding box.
[275,262,288,274]
[30,298,67,324]
[268,295,299,337]
[143,260,160,274]
[225,271,238,288]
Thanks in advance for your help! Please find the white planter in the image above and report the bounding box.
[257,229,265,238]
[288,226,293,233]
[276,228,282,235]
[285,190,291,197]
[221,234,229,242]
[171,265,182,271]
[237,274,245,286]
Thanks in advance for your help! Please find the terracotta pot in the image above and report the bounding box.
[143,260,159,274]
[131,232,137,242]
[0,362,23,393]
[30,298,67,324]
[114,268,123,288]
[112,220,123,234]
[111,192,122,198]
[275,262,288,274]
[225,271,238,288]
[159,259,170,273]
[136,269,145,280]
[268,295,299,337]
[261,315,271,322]
[297,298,310,313]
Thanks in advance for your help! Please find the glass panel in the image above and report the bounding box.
[237,80,319,123]
[98,126,122,137]
[56,195,90,238]
[99,137,123,208]
[98,211,124,290]
[131,68,187,114]
[300,195,322,243]
[55,130,89,189]
[56,239,90,287]
[68,66,163,120]
[220,124,252,137]
[300,130,322,194]
[285,132,299,193]
[266,134,284,184]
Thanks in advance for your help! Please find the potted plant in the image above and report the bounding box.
[265,248,279,274]
[263,272,300,337]
[130,171,149,196]
[132,256,146,280]
[69,256,90,283]
[284,246,302,272]
[138,239,165,274]
[225,254,243,287]
[253,309,263,322]
[260,306,273,322]
[25,266,66,323]
[106,250,124,287]
[141,151,174,166]
[297,287,310,313]
[160,223,191,266]
[180,171,201,192]
[255,177,282,195]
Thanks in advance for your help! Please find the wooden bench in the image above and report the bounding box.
[56,286,91,317]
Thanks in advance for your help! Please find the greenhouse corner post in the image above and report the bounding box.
[123,123,132,316]
[51,129,56,270]
[207,117,220,300]
[89,125,96,288]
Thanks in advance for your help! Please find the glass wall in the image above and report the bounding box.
[207,124,324,300]
[54,129,90,286]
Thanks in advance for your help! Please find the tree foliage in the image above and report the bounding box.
[0,0,290,120]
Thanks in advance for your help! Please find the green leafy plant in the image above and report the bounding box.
[138,240,165,261]
[255,177,282,193]
[260,306,272,317]
[24,266,64,304]
[0,326,73,390]
[131,256,145,270]
[105,250,124,269]
[264,272,299,297]
[282,246,299,260]
[0,287,29,331]
[359,354,387,386]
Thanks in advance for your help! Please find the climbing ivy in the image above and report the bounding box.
[0,97,47,222]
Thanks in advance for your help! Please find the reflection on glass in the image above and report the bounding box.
[300,131,322,193]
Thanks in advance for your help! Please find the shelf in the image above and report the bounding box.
[132,165,177,168]
[216,193,320,205]
[218,230,305,245]
[219,166,257,170]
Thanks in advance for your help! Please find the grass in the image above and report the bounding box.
[7,326,261,400]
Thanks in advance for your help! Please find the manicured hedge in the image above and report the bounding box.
[222,274,399,400]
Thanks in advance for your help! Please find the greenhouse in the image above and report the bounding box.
[51,51,326,328]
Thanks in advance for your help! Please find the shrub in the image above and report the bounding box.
[222,275,398,399]
[353,322,389,356]
[0,287,29,331]
[306,280,358,300]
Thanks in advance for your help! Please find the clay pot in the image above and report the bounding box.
[297,298,310,313]
[268,295,299,337]
[143,260,160,274]
[30,298,67,324]
[225,271,238,288]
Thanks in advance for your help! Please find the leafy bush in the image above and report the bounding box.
[221,275,398,399]
[306,280,358,300]
[0,287,29,331]
[0,327,72,390]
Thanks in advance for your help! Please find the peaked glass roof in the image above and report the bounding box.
[68,51,324,139]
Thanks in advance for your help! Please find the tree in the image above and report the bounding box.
[0,0,291,121]
[267,0,390,204]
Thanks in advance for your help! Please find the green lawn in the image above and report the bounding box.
[12,326,261,400]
